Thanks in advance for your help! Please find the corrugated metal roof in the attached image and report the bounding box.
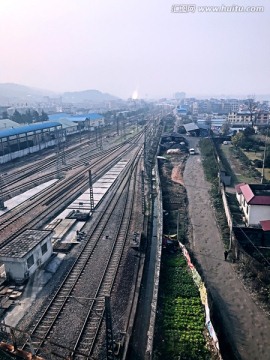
[249,196,270,205]
[183,123,199,132]
[0,122,61,139]
[49,113,103,122]
[87,113,104,120]
[0,119,21,130]
[54,118,78,128]
[235,183,246,194]
[241,184,270,205]
[0,229,52,258]
[260,220,270,231]
[240,184,255,203]
[49,113,71,121]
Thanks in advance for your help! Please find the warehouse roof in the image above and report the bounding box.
[0,122,61,139]
[49,113,72,121]
[0,119,21,130]
[183,123,199,132]
[54,118,78,128]
[49,113,104,123]
[0,229,52,258]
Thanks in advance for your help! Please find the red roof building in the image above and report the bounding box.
[235,183,270,226]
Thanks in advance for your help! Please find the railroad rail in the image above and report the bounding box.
[0,128,144,199]
[0,133,143,246]
[21,148,142,359]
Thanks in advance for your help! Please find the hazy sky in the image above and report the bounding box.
[0,0,269,99]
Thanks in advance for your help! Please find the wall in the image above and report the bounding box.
[220,185,239,259]
[246,204,270,226]
[0,140,57,164]
[145,160,163,359]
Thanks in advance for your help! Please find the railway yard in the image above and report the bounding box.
[0,113,163,360]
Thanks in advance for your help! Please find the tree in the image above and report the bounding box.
[40,110,49,121]
[231,131,254,150]
[24,109,33,123]
[231,132,246,147]
[32,110,40,123]
[221,122,231,136]
[244,126,255,137]
[11,110,22,124]
[1,111,9,119]
[246,97,259,127]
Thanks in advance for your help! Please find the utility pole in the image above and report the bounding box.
[0,175,6,210]
[55,129,64,179]
[95,127,98,148]
[141,170,145,214]
[88,170,95,213]
[99,124,103,149]
[123,117,127,140]
[116,115,119,135]
[88,120,91,142]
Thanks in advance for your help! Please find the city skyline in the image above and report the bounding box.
[0,0,269,99]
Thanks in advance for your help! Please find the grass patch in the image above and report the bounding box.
[199,139,230,246]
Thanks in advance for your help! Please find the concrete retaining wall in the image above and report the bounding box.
[145,159,163,359]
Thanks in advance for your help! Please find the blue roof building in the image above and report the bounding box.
[49,113,104,122]
[0,122,61,139]
[0,122,63,164]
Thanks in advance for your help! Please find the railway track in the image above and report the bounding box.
[0,134,143,246]
[72,154,143,359]
[21,148,142,359]
[0,129,143,199]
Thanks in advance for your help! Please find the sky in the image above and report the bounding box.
[0,0,269,99]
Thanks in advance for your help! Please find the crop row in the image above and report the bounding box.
[155,252,211,360]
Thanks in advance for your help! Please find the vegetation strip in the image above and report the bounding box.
[154,247,214,359]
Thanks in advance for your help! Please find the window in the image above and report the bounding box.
[41,242,48,255]
[27,255,34,269]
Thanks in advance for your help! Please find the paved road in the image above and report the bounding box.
[183,141,270,360]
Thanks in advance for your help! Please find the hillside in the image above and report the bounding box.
[0,83,119,104]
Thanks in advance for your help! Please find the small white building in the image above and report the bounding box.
[0,229,53,283]
[235,183,270,226]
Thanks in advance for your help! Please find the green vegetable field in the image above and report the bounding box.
[154,252,212,360]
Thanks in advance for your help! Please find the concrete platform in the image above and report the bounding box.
[55,159,129,220]
[51,219,77,243]
[0,179,58,217]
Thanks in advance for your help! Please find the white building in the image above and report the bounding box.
[0,229,53,283]
[228,111,270,127]
[235,183,270,226]
[227,112,252,125]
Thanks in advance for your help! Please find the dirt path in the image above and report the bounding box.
[183,151,270,360]
[171,163,185,185]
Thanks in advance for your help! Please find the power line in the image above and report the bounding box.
[237,226,270,267]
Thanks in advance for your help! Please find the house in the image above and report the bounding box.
[0,229,53,283]
[235,183,270,226]
[0,122,63,164]
[49,113,104,131]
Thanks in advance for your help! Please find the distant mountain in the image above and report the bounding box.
[0,83,120,104]
[0,83,56,103]
[62,89,119,103]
